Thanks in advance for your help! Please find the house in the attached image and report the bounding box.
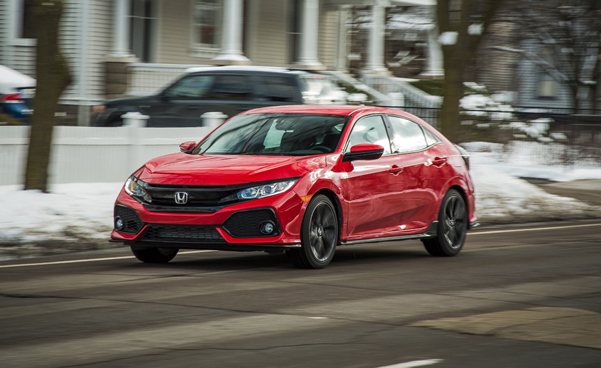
[1,0,438,126]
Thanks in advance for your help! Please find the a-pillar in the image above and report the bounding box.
[295,0,325,70]
[364,2,389,74]
[213,0,251,65]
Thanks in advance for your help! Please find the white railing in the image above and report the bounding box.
[0,125,212,187]
[126,63,208,96]
[361,74,442,108]
[323,71,392,105]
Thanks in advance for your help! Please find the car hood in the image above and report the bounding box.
[137,153,328,186]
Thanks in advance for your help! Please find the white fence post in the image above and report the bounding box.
[201,112,228,128]
[122,112,149,172]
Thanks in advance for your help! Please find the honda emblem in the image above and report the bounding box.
[174,192,189,205]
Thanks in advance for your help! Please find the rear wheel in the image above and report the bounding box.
[422,189,467,257]
[287,194,338,269]
[131,247,179,263]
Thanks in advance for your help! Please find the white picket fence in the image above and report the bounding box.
[0,125,212,187]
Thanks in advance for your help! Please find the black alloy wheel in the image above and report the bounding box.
[422,189,467,257]
[287,194,338,269]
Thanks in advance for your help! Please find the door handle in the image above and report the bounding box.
[389,165,403,175]
[432,157,447,166]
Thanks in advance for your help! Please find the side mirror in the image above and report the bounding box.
[179,141,197,153]
[342,143,384,162]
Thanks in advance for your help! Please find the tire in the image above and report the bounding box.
[287,194,338,269]
[131,247,179,263]
[422,189,467,257]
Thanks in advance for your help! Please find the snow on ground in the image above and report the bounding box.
[0,141,600,259]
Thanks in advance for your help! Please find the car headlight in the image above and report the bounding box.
[237,180,297,200]
[124,176,152,203]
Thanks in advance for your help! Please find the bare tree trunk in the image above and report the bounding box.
[24,0,72,192]
[437,0,506,143]
[437,0,472,143]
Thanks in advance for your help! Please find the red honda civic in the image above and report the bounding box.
[111,105,477,268]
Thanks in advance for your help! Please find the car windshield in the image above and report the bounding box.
[197,113,348,155]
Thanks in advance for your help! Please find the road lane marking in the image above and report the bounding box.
[469,222,600,236]
[1,222,599,269]
[0,250,213,269]
[377,359,442,368]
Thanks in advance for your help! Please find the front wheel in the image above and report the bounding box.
[422,189,467,257]
[287,194,338,269]
[131,247,179,263]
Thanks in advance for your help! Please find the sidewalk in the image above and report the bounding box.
[525,179,601,207]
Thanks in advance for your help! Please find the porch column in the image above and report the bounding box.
[296,0,325,70]
[365,2,388,74]
[110,0,133,57]
[421,26,444,77]
[336,5,351,72]
[213,0,250,65]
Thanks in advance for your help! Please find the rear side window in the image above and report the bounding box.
[209,74,254,100]
[261,75,300,102]
[387,115,428,153]
[163,75,214,98]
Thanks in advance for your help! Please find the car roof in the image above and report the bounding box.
[185,65,296,75]
[240,104,403,116]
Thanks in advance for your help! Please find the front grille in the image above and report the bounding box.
[143,184,243,213]
[140,180,298,213]
[142,225,225,243]
[222,209,280,237]
[114,205,143,234]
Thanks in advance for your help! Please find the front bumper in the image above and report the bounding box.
[110,189,305,251]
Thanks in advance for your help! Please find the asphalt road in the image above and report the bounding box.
[1,220,600,368]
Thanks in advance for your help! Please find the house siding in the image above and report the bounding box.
[157,0,215,65]
[478,20,519,93]
[319,5,338,70]
[0,1,5,62]
[516,40,572,110]
[59,0,112,105]
[249,0,288,66]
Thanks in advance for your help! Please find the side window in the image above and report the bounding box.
[164,75,214,98]
[423,128,440,146]
[209,74,254,100]
[348,115,391,155]
[388,116,428,153]
[261,75,299,102]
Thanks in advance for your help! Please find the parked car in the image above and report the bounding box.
[93,66,345,127]
[110,105,478,268]
[0,65,35,123]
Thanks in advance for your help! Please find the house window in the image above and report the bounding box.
[130,0,156,62]
[10,0,36,44]
[287,0,302,64]
[19,0,35,39]
[538,73,555,99]
[193,0,221,50]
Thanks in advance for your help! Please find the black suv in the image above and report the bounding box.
[92,66,306,127]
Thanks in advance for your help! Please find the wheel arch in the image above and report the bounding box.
[312,188,343,245]
[446,184,473,229]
